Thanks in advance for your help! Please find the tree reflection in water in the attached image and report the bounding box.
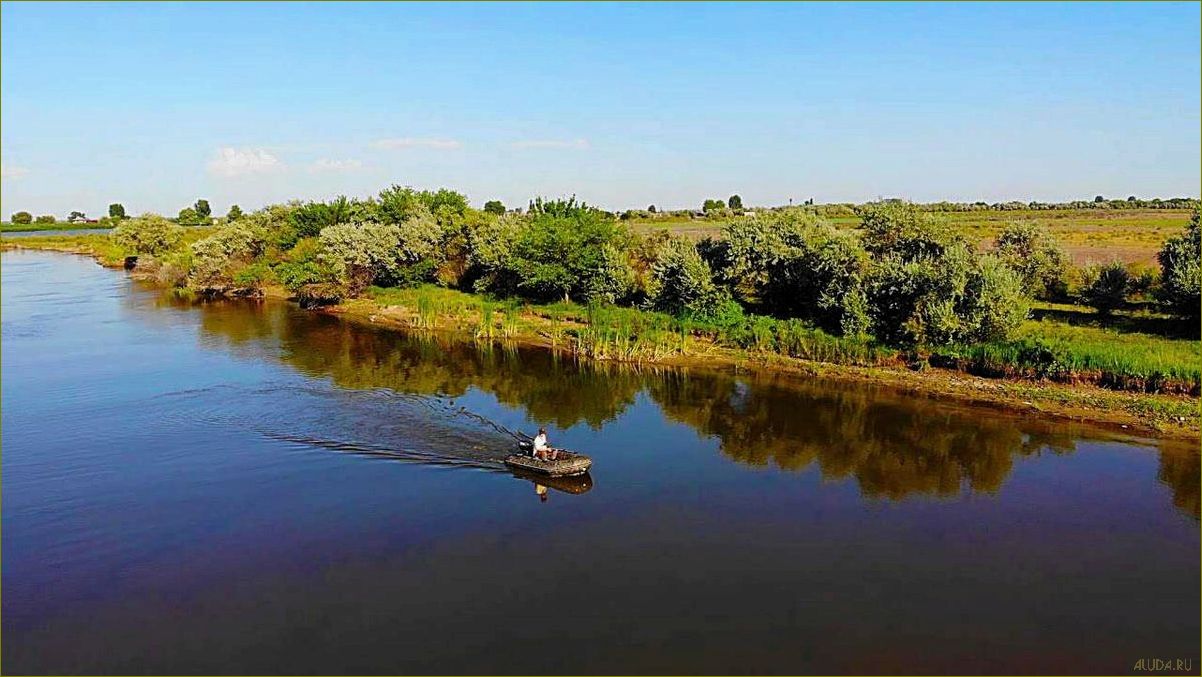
[178,294,1199,518]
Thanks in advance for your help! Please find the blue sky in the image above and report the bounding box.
[2,1,1199,216]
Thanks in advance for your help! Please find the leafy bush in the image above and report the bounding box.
[378,185,468,225]
[508,198,634,303]
[866,244,1027,346]
[959,255,1030,343]
[111,214,184,256]
[288,197,352,242]
[995,221,1070,299]
[720,211,870,334]
[177,207,204,226]
[646,238,733,318]
[1157,210,1200,319]
[318,220,441,292]
[860,201,962,261]
[11,211,32,224]
[465,213,525,295]
[189,217,270,287]
[1080,261,1132,314]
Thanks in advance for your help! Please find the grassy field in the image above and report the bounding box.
[1,221,112,233]
[628,208,1194,265]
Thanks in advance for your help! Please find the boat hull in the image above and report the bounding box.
[504,451,592,477]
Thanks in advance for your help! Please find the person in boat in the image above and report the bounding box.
[535,483,548,502]
[531,427,557,460]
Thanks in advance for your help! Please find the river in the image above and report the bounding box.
[2,250,1198,675]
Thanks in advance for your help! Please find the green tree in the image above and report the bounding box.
[10,211,32,224]
[1080,261,1131,315]
[194,199,212,220]
[319,219,441,291]
[68,211,86,222]
[727,194,743,210]
[177,207,202,226]
[111,214,184,256]
[108,203,126,219]
[702,198,725,213]
[647,237,733,318]
[510,198,633,303]
[227,204,243,221]
[1156,210,1200,319]
[722,211,870,335]
[483,200,505,215]
[378,185,468,225]
[860,202,962,262]
[190,217,270,287]
[1094,195,1105,203]
[648,205,657,213]
[994,221,1070,299]
[34,214,56,224]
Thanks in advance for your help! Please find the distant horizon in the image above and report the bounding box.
[4,189,1202,222]
[3,1,1199,216]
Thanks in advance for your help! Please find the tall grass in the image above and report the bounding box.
[930,320,1201,394]
[368,284,1195,394]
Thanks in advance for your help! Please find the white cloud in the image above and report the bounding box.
[508,138,590,150]
[1,163,30,179]
[372,137,462,150]
[308,158,363,173]
[207,147,284,178]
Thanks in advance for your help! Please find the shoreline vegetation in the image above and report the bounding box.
[2,190,1198,439]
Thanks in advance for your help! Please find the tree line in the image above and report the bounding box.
[108,185,1200,353]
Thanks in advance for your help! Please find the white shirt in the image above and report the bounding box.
[532,433,548,452]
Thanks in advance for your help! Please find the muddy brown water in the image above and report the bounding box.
[2,250,1198,675]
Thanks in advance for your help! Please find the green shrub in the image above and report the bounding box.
[1080,261,1131,315]
[465,213,525,295]
[860,201,962,261]
[11,211,32,224]
[995,221,1070,299]
[866,244,1027,346]
[318,220,440,291]
[378,185,468,225]
[177,207,205,226]
[232,262,274,287]
[189,217,270,287]
[719,210,869,334]
[508,198,634,303]
[1157,210,1200,319]
[646,237,732,318]
[111,214,184,256]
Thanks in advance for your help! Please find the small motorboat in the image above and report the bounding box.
[505,441,592,477]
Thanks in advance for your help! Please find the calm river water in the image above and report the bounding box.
[2,250,1198,675]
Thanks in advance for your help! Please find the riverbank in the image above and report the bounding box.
[330,289,1199,440]
[4,237,1198,439]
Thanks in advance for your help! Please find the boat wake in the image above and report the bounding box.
[150,379,528,472]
